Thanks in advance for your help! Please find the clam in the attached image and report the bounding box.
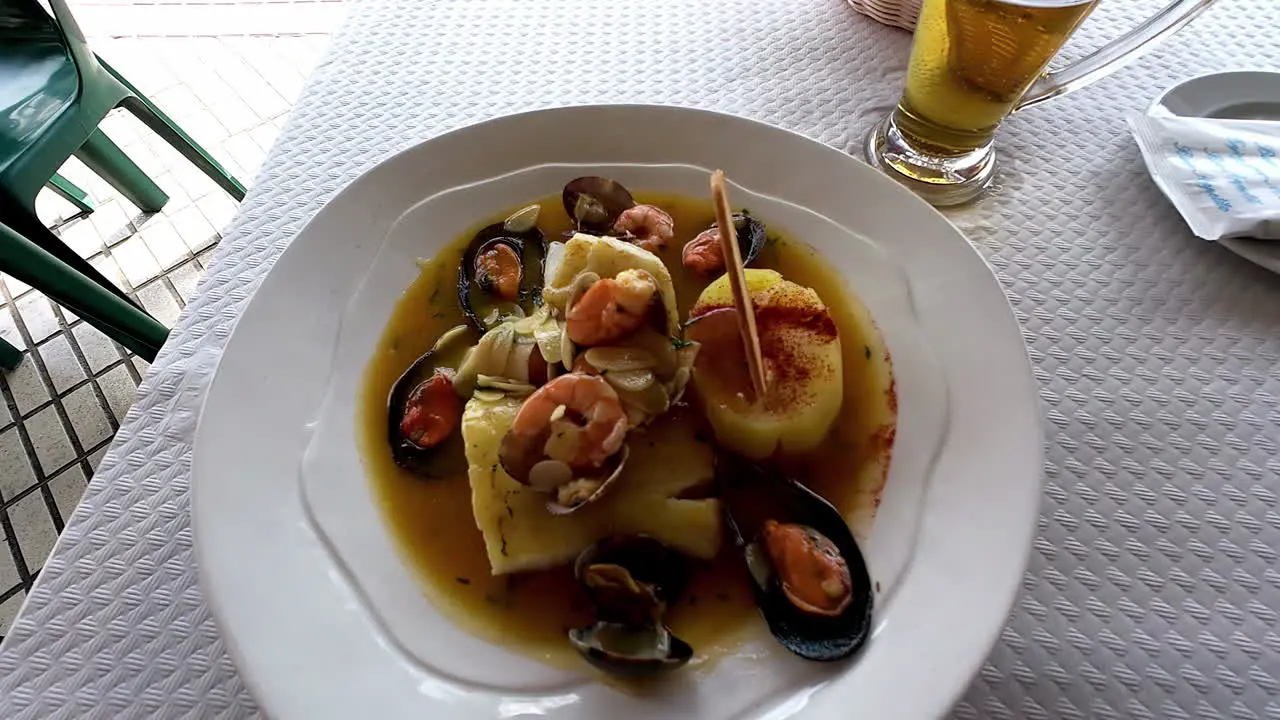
[681,212,768,275]
[458,205,547,332]
[386,325,477,476]
[718,453,873,661]
[498,426,631,515]
[562,176,636,233]
[568,536,693,676]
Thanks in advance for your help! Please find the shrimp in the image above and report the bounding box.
[682,228,725,274]
[613,204,675,254]
[509,373,628,471]
[566,269,658,347]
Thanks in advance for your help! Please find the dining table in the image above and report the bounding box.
[2,0,1278,716]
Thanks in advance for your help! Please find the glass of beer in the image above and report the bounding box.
[865,0,1218,206]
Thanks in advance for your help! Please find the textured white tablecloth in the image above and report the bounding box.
[2,0,1278,717]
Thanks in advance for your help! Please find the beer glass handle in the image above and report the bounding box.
[1016,0,1218,111]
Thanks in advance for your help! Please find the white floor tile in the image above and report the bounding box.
[0,308,25,351]
[112,236,162,288]
[87,447,109,475]
[98,366,138,424]
[16,295,60,345]
[167,206,217,256]
[9,492,59,573]
[137,283,182,327]
[0,591,26,636]
[89,254,129,291]
[0,535,18,590]
[0,429,36,501]
[86,199,133,245]
[25,406,75,476]
[196,192,238,237]
[58,217,107,260]
[167,261,203,303]
[138,216,190,271]
[48,466,88,525]
[72,324,122,375]
[61,385,112,451]
[36,335,86,396]
[4,356,50,417]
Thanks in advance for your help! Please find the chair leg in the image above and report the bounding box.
[102,59,246,202]
[48,173,95,215]
[0,189,141,308]
[0,222,168,362]
[0,338,21,371]
[74,129,169,213]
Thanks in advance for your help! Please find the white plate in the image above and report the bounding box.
[1149,70,1280,274]
[192,105,1042,719]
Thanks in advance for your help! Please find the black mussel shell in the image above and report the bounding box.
[568,622,693,677]
[386,349,468,478]
[718,454,873,662]
[457,218,546,332]
[574,535,690,614]
[562,176,636,233]
[732,213,767,266]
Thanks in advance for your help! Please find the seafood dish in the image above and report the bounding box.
[359,175,898,675]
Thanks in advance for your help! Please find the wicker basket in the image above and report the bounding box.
[847,0,922,31]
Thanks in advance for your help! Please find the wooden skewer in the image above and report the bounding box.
[710,170,768,401]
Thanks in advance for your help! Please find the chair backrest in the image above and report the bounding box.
[46,0,94,75]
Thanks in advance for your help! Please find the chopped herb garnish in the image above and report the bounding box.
[671,338,694,349]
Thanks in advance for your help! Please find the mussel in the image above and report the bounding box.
[568,536,693,676]
[718,454,873,661]
[386,325,477,476]
[681,212,768,275]
[458,205,547,332]
[562,176,636,233]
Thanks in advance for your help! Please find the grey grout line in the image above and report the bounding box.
[161,273,186,309]
[1,437,115,514]
[49,278,127,442]
[0,276,35,591]
[3,360,130,424]
[42,484,64,535]
[0,582,23,605]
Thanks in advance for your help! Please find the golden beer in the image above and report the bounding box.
[895,0,1098,155]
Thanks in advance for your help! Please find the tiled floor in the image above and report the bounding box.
[0,0,342,637]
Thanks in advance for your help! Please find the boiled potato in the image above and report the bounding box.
[463,394,721,574]
[688,269,843,459]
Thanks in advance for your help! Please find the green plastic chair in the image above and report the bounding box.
[0,219,168,366]
[0,0,245,308]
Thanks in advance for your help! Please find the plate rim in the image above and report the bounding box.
[191,103,1043,719]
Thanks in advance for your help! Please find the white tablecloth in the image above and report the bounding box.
[3,0,1278,717]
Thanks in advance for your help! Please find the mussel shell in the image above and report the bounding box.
[731,213,768,266]
[562,177,636,233]
[718,454,873,661]
[568,622,693,677]
[458,220,546,332]
[574,534,690,612]
[386,350,469,477]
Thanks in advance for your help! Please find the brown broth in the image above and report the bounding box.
[357,192,893,669]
